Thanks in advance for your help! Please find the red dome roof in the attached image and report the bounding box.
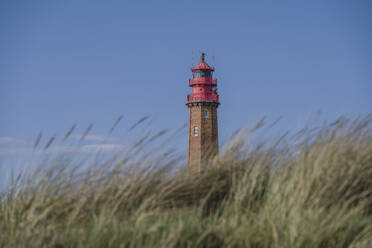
[191,61,215,72]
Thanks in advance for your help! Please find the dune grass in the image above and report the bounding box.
[0,116,371,247]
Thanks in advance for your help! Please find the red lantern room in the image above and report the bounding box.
[187,53,219,104]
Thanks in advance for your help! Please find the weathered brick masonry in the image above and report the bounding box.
[187,102,219,173]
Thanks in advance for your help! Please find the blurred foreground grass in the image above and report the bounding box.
[0,116,371,248]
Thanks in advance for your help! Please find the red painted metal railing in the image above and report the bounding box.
[189,78,217,86]
[187,93,219,103]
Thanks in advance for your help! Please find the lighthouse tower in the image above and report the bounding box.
[186,53,220,174]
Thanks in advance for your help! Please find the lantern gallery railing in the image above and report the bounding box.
[187,93,219,103]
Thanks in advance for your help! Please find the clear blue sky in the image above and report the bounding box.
[0,0,371,160]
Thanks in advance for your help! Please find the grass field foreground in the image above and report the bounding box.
[0,116,371,247]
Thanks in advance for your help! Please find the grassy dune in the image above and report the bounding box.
[0,116,371,247]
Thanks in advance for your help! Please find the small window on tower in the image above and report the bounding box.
[193,126,198,136]
[203,110,208,118]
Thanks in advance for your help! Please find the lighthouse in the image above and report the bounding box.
[186,53,220,174]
